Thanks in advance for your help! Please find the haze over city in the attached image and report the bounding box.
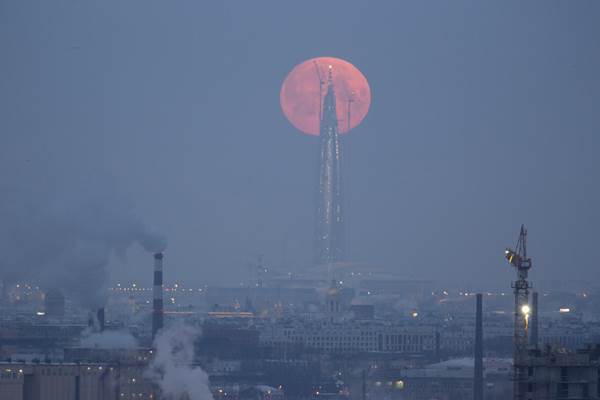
[1,2,600,400]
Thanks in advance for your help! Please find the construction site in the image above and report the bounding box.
[499,225,600,400]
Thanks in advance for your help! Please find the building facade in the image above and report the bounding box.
[260,320,436,354]
[520,346,600,400]
[0,362,155,400]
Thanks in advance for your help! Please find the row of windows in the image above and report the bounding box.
[385,335,425,345]
[272,334,431,341]
[39,367,109,376]
[263,340,425,352]
[1,372,21,379]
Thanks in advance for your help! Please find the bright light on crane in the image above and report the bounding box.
[522,304,531,331]
[505,248,522,267]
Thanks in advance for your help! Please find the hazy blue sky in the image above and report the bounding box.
[1,1,599,290]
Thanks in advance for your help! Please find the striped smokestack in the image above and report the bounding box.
[152,252,164,340]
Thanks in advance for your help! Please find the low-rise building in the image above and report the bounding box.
[369,358,512,400]
[0,362,155,400]
[260,320,436,354]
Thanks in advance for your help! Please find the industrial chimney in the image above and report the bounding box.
[152,252,164,340]
[87,308,105,332]
[96,308,105,331]
[473,293,484,400]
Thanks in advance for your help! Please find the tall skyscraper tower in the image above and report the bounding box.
[315,67,345,265]
[281,57,370,267]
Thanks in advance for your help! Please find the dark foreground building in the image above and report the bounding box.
[520,345,600,400]
[0,358,153,400]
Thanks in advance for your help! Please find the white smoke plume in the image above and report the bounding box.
[80,329,139,349]
[0,164,165,309]
[146,324,213,400]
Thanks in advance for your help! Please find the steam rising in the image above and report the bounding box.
[147,324,213,400]
[0,165,165,309]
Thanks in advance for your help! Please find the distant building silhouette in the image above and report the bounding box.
[44,289,65,318]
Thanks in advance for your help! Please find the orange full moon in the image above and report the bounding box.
[280,56,371,136]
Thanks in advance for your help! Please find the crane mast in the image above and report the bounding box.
[505,224,532,400]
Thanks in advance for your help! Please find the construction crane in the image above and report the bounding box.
[313,60,325,124]
[504,224,532,400]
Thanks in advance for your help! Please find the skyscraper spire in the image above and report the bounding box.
[315,66,345,265]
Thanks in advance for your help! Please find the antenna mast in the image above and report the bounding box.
[313,61,325,124]
[347,90,355,133]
